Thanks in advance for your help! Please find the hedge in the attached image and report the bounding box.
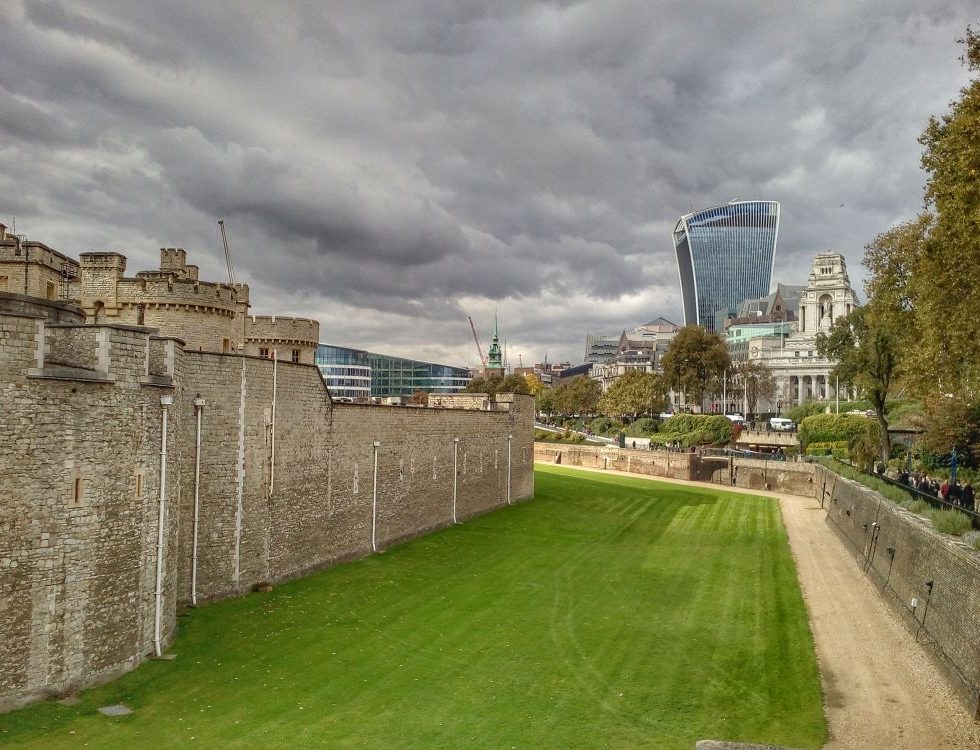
[798,414,870,447]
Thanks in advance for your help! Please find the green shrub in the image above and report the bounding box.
[907,499,932,514]
[658,414,733,446]
[590,417,614,435]
[925,508,973,536]
[805,440,849,457]
[625,417,659,437]
[788,400,828,424]
[798,414,872,447]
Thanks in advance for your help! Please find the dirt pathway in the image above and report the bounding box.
[537,463,980,749]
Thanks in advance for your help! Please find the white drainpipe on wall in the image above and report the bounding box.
[507,434,513,504]
[371,440,381,551]
[153,394,173,657]
[452,437,460,523]
[190,395,206,606]
[270,350,278,498]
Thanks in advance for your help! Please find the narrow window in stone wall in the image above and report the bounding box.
[521,446,528,463]
[352,462,359,495]
[462,452,467,475]
[223,339,231,353]
[135,470,145,498]
[432,456,438,479]
[494,449,499,469]
[46,281,56,300]
[70,477,87,507]
[399,458,405,482]
[291,349,300,363]
[259,347,269,358]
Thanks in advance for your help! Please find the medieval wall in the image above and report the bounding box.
[176,355,534,602]
[0,313,182,712]
[816,465,980,710]
[243,315,319,365]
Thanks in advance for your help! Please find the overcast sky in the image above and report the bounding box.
[0,1,975,368]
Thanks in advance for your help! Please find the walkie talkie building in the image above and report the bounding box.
[673,200,780,332]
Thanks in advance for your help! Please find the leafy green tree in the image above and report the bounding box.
[816,307,899,461]
[536,387,557,417]
[660,326,731,409]
[597,370,667,422]
[498,374,530,395]
[554,375,601,417]
[914,27,980,399]
[734,360,776,417]
[524,372,545,396]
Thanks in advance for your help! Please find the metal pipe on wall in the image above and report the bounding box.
[270,350,278,497]
[452,437,460,523]
[507,434,513,504]
[153,394,173,657]
[371,440,380,551]
[191,395,206,606]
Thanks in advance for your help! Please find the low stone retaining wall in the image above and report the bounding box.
[533,443,816,497]
[815,464,980,714]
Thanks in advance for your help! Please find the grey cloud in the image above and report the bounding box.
[0,0,976,365]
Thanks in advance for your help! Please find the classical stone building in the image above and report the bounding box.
[0,235,533,712]
[745,251,859,411]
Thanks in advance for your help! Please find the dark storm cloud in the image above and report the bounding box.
[0,0,976,365]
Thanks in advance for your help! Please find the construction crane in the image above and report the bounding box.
[468,315,487,368]
[217,220,237,285]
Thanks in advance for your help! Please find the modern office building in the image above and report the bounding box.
[315,344,471,400]
[673,200,780,331]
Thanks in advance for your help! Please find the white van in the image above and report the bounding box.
[769,417,795,431]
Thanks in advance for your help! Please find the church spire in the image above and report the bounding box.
[487,312,502,369]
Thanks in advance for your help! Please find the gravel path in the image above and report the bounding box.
[778,490,979,750]
[537,463,980,749]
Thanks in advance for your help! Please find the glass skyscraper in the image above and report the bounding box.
[672,200,780,332]
[315,344,471,400]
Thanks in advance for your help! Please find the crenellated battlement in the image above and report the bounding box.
[1,315,184,386]
[244,315,320,364]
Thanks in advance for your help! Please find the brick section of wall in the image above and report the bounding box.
[816,465,980,711]
[0,313,182,713]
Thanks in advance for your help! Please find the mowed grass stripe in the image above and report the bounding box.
[0,465,826,750]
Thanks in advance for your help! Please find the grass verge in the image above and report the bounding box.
[0,466,826,750]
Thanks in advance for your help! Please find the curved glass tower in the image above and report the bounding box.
[673,200,779,332]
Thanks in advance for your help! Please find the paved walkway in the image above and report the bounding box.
[537,462,980,749]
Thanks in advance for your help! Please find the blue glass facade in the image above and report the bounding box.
[315,344,471,399]
[673,200,780,332]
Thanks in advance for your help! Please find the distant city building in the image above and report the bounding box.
[744,252,859,412]
[585,318,680,364]
[673,200,780,332]
[316,344,470,400]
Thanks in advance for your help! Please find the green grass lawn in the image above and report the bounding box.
[0,465,826,749]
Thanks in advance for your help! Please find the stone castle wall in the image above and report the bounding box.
[243,315,319,365]
[0,310,533,711]
[0,314,183,711]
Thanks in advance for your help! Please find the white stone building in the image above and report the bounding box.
[746,251,859,412]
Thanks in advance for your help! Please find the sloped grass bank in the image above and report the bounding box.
[0,466,825,749]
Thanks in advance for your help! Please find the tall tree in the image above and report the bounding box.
[735,360,776,418]
[660,326,731,410]
[597,370,667,422]
[913,27,980,399]
[554,375,602,417]
[816,307,898,461]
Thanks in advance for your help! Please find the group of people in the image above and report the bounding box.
[890,468,976,513]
